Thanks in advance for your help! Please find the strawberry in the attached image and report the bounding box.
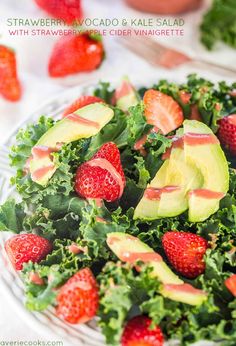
[0,45,21,102]
[48,33,104,78]
[217,114,236,155]
[162,231,208,279]
[5,234,52,271]
[143,89,184,135]
[56,268,99,324]
[34,0,82,25]
[121,316,164,346]
[62,95,103,117]
[225,274,236,297]
[75,142,125,202]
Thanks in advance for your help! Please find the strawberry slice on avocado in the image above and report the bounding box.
[29,103,114,186]
[114,77,139,112]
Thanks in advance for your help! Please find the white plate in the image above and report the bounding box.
[0,77,216,346]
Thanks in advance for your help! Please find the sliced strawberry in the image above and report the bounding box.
[143,89,184,135]
[217,114,236,155]
[5,234,52,271]
[225,274,236,296]
[62,95,103,117]
[56,268,99,324]
[179,90,191,104]
[121,315,164,346]
[162,231,208,279]
[0,45,21,102]
[75,142,125,202]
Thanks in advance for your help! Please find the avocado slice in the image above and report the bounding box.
[115,77,139,112]
[107,232,183,285]
[134,145,202,220]
[107,232,207,306]
[133,160,169,220]
[29,103,114,186]
[183,120,229,222]
[134,120,229,222]
[160,283,207,306]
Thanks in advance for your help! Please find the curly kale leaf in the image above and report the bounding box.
[200,0,236,50]
[0,198,26,233]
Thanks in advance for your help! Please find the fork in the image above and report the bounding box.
[118,33,236,74]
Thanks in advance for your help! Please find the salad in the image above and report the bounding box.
[0,74,236,346]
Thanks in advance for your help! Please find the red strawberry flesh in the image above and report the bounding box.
[62,95,103,117]
[75,142,125,202]
[225,274,236,296]
[56,268,99,324]
[143,89,184,135]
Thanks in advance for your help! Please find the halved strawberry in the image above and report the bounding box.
[75,142,125,202]
[56,268,99,324]
[143,89,184,135]
[5,234,52,271]
[62,95,104,117]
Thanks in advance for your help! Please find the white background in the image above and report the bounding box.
[0,0,235,343]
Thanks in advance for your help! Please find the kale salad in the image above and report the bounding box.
[0,74,236,346]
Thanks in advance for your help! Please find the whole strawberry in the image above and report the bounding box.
[5,234,52,270]
[48,34,104,78]
[162,231,208,279]
[75,142,126,202]
[121,316,164,346]
[56,268,99,324]
[143,89,184,135]
[218,114,236,155]
[62,95,103,117]
[34,0,82,25]
[0,45,21,102]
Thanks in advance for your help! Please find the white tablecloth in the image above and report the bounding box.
[0,0,235,343]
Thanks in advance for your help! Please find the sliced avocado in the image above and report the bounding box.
[134,145,202,220]
[188,192,220,222]
[115,77,139,112]
[30,103,114,186]
[160,283,207,306]
[134,120,228,222]
[133,160,169,220]
[107,232,183,285]
[183,120,229,222]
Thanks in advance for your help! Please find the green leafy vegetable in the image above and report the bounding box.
[200,0,236,50]
[1,75,236,346]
